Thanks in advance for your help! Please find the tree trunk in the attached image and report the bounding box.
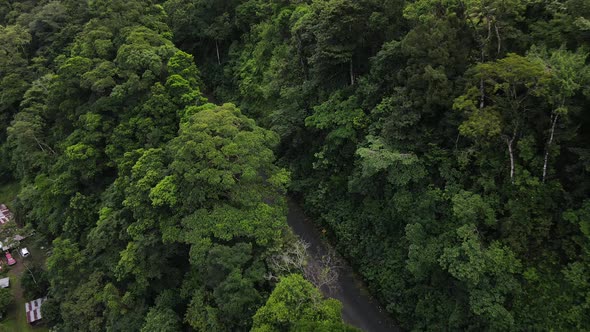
[296,36,308,80]
[33,135,45,153]
[33,134,56,155]
[505,127,518,183]
[300,56,307,80]
[479,46,485,109]
[215,40,220,65]
[24,262,38,286]
[542,113,559,182]
[479,19,494,109]
[349,58,355,86]
[506,137,515,182]
[495,23,502,55]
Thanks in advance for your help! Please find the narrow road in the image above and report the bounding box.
[286,198,400,332]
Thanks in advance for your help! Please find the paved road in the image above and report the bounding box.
[286,198,400,332]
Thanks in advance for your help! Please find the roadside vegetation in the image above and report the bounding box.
[0,0,589,331]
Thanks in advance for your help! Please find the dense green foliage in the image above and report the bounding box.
[0,1,348,331]
[252,274,357,332]
[2,0,590,331]
[21,265,50,299]
[0,288,12,316]
[162,0,590,330]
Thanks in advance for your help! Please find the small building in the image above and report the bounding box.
[0,205,12,224]
[0,235,26,252]
[0,239,15,252]
[25,297,47,324]
[0,277,9,288]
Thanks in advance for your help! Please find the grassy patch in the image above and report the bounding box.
[0,276,48,332]
[0,236,48,332]
[0,183,48,331]
[0,182,20,210]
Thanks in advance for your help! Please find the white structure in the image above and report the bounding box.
[20,248,30,258]
[0,277,9,288]
[0,239,15,252]
[0,205,12,224]
[0,235,26,252]
[25,297,47,324]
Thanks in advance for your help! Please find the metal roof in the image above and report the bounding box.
[0,204,12,225]
[25,297,46,324]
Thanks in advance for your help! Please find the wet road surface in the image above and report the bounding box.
[286,198,400,332]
